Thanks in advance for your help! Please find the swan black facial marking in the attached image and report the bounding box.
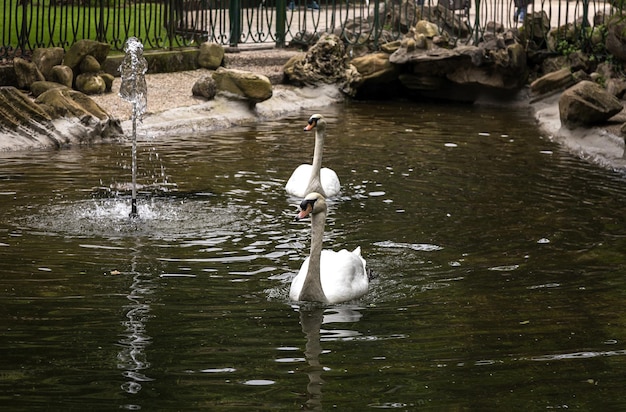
[299,198,316,210]
[295,198,316,221]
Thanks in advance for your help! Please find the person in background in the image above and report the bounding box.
[288,0,320,10]
[514,0,529,23]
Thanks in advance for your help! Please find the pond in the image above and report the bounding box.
[1,100,626,410]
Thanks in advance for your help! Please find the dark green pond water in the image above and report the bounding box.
[1,100,626,411]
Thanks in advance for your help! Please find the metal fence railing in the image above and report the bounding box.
[0,0,622,61]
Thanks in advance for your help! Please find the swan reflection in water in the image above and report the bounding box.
[296,304,364,410]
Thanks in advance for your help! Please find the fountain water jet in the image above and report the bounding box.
[119,37,148,218]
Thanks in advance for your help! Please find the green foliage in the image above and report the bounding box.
[555,39,577,56]
[555,24,609,63]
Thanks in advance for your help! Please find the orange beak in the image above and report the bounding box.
[296,203,313,220]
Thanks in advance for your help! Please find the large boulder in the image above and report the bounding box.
[284,33,362,96]
[36,87,112,120]
[212,67,272,104]
[79,55,102,74]
[387,26,528,101]
[530,68,575,97]
[32,47,64,80]
[0,86,120,151]
[198,42,225,70]
[13,57,45,90]
[63,39,110,73]
[75,73,107,95]
[30,81,68,97]
[559,80,623,128]
[350,52,401,98]
[351,52,399,84]
[50,65,74,88]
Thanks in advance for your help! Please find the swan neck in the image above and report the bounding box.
[300,209,327,302]
[306,127,325,196]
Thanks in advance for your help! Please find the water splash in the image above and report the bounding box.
[119,37,148,218]
[119,37,147,117]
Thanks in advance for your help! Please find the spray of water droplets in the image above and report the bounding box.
[119,37,148,119]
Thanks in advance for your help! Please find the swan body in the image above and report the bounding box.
[286,165,340,198]
[285,114,341,198]
[289,192,368,304]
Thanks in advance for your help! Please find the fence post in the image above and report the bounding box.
[372,0,380,50]
[229,0,242,47]
[96,0,106,42]
[276,0,286,48]
[166,0,177,50]
[18,0,29,55]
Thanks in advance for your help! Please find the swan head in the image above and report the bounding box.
[304,113,326,132]
[295,192,326,221]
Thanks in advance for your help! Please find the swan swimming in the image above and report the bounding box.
[285,114,341,198]
[289,192,368,304]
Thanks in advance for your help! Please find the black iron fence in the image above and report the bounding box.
[0,0,622,61]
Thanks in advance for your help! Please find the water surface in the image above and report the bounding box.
[1,101,626,410]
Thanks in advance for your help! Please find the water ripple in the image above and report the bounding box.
[374,240,443,252]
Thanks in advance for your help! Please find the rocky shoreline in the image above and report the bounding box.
[87,46,626,172]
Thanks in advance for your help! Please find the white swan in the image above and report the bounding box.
[285,114,341,198]
[289,192,368,304]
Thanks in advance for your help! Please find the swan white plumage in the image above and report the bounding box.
[289,192,368,304]
[285,114,341,198]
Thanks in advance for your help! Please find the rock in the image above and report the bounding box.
[595,61,618,80]
[100,73,115,92]
[387,33,527,101]
[398,74,444,90]
[568,50,590,72]
[541,55,569,75]
[212,67,272,104]
[284,34,362,96]
[50,65,74,88]
[526,11,551,47]
[192,76,217,100]
[36,87,111,120]
[79,55,102,74]
[75,73,106,95]
[351,52,399,84]
[606,77,626,99]
[63,39,110,72]
[0,86,52,127]
[32,47,64,80]
[198,42,225,70]
[530,68,575,97]
[384,0,420,34]
[433,4,471,39]
[30,81,69,98]
[0,86,120,151]
[414,20,440,38]
[0,86,57,150]
[605,15,626,64]
[447,42,528,89]
[559,80,623,128]
[13,57,45,90]
[380,40,402,54]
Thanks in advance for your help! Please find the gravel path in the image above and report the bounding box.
[92,48,301,121]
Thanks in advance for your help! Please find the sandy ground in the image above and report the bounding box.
[92,48,302,122]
